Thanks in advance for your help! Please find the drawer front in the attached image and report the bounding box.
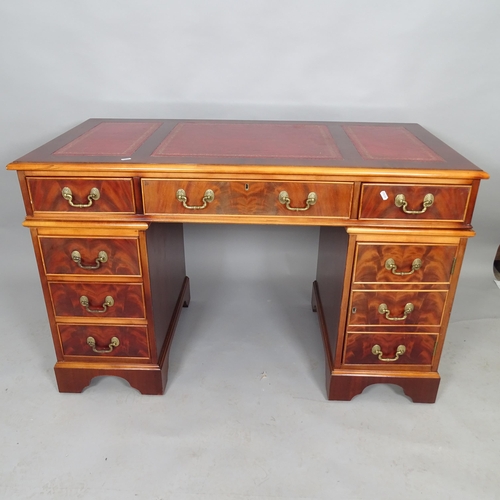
[142,179,353,218]
[354,244,458,284]
[28,177,136,214]
[49,282,145,319]
[59,324,149,358]
[343,333,438,365]
[359,184,471,221]
[348,291,447,327]
[39,237,141,276]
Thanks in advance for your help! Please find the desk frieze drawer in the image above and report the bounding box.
[27,177,136,214]
[348,291,447,327]
[359,184,471,222]
[142,179,353,218]
[39,237,141,276]
[353,244,458,284]
[343,333,438,366]
[58,324,150,359]
[49,282,146,319]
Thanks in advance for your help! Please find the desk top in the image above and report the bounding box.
[8,119,487,179]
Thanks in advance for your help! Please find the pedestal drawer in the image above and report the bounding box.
[359,184,471,221]
[353,244,457,284]
[27,177,136,214]
[39,237,141,276]
[59,324,149,358]
[49,282,146,319]
[142,179,353,218]
[348,291,447,327]
[343,333,438,366]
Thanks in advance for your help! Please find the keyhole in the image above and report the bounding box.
[352,307,357,314]
[245,183,249,191]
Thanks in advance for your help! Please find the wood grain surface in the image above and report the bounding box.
[348,291,447,327]
[359,184,471,221]
[59,324,149,358]
[343,332,438,365]
[353,244,457,283]
[142,179,353,217]
[50,282,145,318]
[39,237,141,275]
[28,177,136,213]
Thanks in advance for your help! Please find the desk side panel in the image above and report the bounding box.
[315,227,351,369]
[143,223,187,359]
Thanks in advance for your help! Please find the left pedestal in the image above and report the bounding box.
[27,220,189,394]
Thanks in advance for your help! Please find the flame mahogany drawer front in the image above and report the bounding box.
[58,324,150,359]
[348,291,447,327]
[353,244,458,284]
[27,177,136,214]
[39,237,141,276]
[359,184,471,221]
[343,333,438,366]
[142,179,354,218]
[49,282,146,319]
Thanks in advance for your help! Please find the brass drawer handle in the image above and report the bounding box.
[378,302,414,321]
[87,336,120,354]
[71,250,108,270]
[62,187,100,208]
[176,188,214,210]
[279,191,317,211]
[80,295,114,313]
[372,344,406,362]
[385,258,422,276]
[394,193,434,214]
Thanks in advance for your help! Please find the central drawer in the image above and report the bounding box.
[142,179,353,218]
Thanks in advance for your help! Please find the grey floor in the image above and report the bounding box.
[1,217,499,500]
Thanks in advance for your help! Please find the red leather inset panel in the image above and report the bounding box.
[53,122,161,156]
[343,125,444,162]
[152,122,342,159]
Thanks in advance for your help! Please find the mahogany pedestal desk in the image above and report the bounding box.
[7,119,488,402]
